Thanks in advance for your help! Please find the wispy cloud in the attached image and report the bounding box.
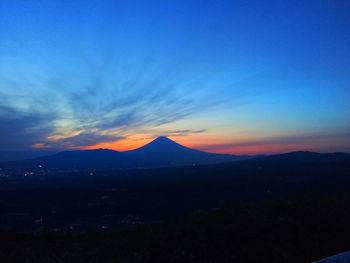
[0,55,232,150]
[153,129,207,137]
[42,132,124,149]
[0,105,54,151]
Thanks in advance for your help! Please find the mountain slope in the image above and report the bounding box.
[124,136,245,167]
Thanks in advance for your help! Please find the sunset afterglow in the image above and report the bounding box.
[1,1,349,158]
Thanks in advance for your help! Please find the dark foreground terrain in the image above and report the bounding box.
[1,196,350,263]
[1,151,350,262]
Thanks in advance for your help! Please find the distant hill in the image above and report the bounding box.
[0,136,249,171]
[0,150,58,162]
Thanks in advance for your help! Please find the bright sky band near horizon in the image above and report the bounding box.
[0,0,349,157]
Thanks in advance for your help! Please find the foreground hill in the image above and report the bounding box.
[1,150,349,231]
[1,150,350,262]
[0,136,248,171]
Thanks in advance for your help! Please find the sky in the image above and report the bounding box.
[0,0,349,159]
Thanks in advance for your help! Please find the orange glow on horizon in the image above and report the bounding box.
[34,133,347,155]
[78,136,320,155]
[79,135,231,153]
[201,144,308,155]
[81,137,150,152]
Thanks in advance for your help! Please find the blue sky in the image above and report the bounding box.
[0,0,349,157]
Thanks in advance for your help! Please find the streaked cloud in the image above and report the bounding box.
[41,132,125,149]
[0,0,349,154]
[0,105,54,151]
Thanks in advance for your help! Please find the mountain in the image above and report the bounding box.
[124,136,244,167]
[0,136,248,171]
[5,137,347,173]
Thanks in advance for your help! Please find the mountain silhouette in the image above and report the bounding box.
[1,136,248,171]
[124,136,244,167]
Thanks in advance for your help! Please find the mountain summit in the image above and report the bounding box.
[1,136,248,171]
[129,136,189,153]
[150,136,175,143]
[143,136,181,146]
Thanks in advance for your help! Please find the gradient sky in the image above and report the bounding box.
[0,0,349,158]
